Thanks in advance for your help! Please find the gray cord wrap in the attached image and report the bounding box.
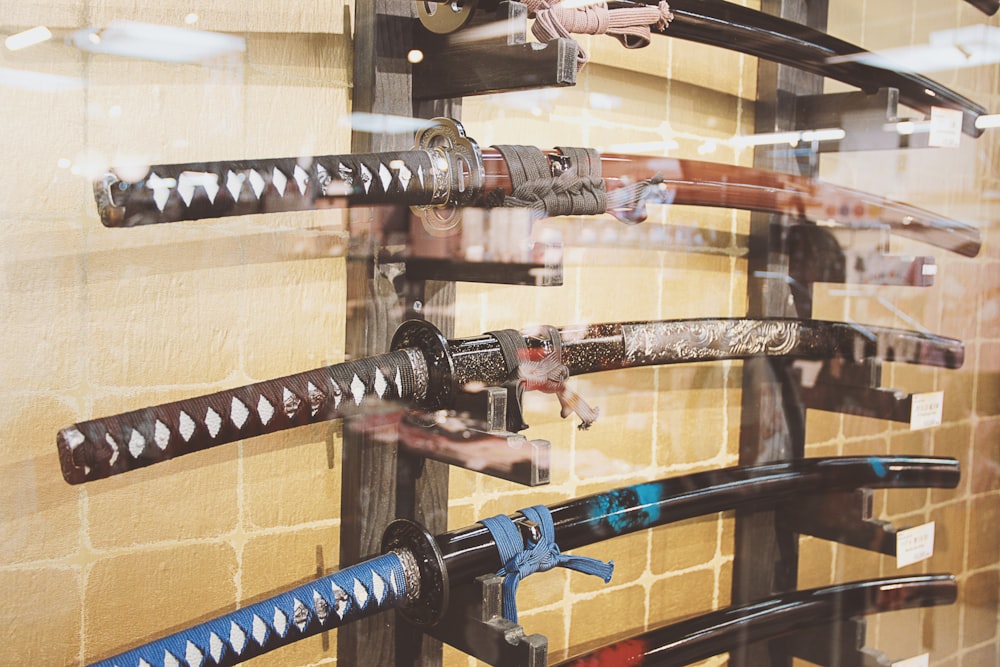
[492,145,606,218]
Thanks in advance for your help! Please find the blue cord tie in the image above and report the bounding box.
[480,505,614,623]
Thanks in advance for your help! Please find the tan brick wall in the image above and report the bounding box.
[0,2,997,667]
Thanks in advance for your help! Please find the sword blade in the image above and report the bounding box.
[556,574,957,667]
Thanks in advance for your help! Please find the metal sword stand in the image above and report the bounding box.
[339,2,573,666]
[733,1,945,666]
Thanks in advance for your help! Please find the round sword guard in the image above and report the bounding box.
[411,117,485,235]
[391,319,456,409]
[417,0,479,34]
[382,519,449,626]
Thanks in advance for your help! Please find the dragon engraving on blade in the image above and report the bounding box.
[623,320,800,364]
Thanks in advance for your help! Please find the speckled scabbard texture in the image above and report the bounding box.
[555,318,964,376]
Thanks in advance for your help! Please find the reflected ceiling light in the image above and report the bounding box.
[5,26,52,51]
[976,113,1000,129]
[70,21,245,63]
[0,67,84,91]
[605,139,681,153]
[338,112,436,135]
[827,25,1000,73]
[733,128,845,147]
[407,49,424,64]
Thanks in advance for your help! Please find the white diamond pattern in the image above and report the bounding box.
[394,367,404,397]
[139,659,152,667]
[378,163,392,191]
[205,408,222,438]
[64,428,85,450]
[105,433,120,466]
[231,397,249,429]
[179,411,196,442]
[293,164,310,194]
[331,582,349,619]
[417,164,425,187]
[257,395,275,425]
[374,368,387,398]
[293,598,309,631]
[226,171,244,200]
[229,621,247,654]
[248,170,266,198]
[350,374,365,405]
[185,640,205,667]
[372,571,386,604]
[147,172,171,212]
[282,387,302,418]
[177,172,197,206]
[307,382,322,416]
[360,163,373,193]
[251,614,268,645]
[209,632,225,662]
[202,174,220,203]
[273,606,288,637]
[390,568,400,595]
[272,167,288,196]
[313,589,329,623]
[154,420,170,450]
[353,578,369,609]
[163,650,180,667]
[127,429,146,459]
[398,164,412,190]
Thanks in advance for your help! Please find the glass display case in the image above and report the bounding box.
[1,1,997,666]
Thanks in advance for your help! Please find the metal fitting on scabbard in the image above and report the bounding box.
[411,118,486,233]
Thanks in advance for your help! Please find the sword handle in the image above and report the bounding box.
[57,349,426,484]
[88,552,411,667]
[96,150,440,226]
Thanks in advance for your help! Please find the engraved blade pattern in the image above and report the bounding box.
[97,150,436,227]
[58,349,426,484]
[88,553,408,667]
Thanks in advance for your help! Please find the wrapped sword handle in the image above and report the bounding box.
[57,348,428,484]
[88,551,412,667]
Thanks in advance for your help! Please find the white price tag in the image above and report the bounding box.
[897,522,935,568]
[910,391,944,430]
[893,653,930,667]
[928,107,963,148]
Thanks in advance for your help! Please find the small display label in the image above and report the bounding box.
[893,653,930,667]
[928,107,963,148]
[897,522,935,568]
[910,391,944,430]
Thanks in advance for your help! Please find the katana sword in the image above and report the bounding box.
[84,455,959,667]
[556,574,957,667]
[57,317,964,484]
[94,118,982,257]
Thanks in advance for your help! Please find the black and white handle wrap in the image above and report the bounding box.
[89,552,410,667]
[95,149,441,227]
[57,349,427,484]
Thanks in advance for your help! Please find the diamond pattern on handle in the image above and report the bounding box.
[87,553,409,667]
[59,349,424,484]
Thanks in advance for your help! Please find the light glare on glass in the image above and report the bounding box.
[407,49,424,64]
[5,26,52,51]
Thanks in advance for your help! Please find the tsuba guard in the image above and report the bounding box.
[391,319,456,409]
[382,519,450,626]
[411,117,485,234]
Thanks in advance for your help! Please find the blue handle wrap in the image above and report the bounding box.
[91,552,408,667]
[480,505,614,623]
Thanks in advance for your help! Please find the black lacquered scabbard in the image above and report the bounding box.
[557,574,957,666]
[86,455,958,666]
[651,0,988,137]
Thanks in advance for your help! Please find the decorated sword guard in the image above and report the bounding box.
[411,117,486,235]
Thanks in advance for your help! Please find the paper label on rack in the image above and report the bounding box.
[910,391,944,430]
[897,522,935,568]
[928,107,963,147]
[893,653,929,667]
